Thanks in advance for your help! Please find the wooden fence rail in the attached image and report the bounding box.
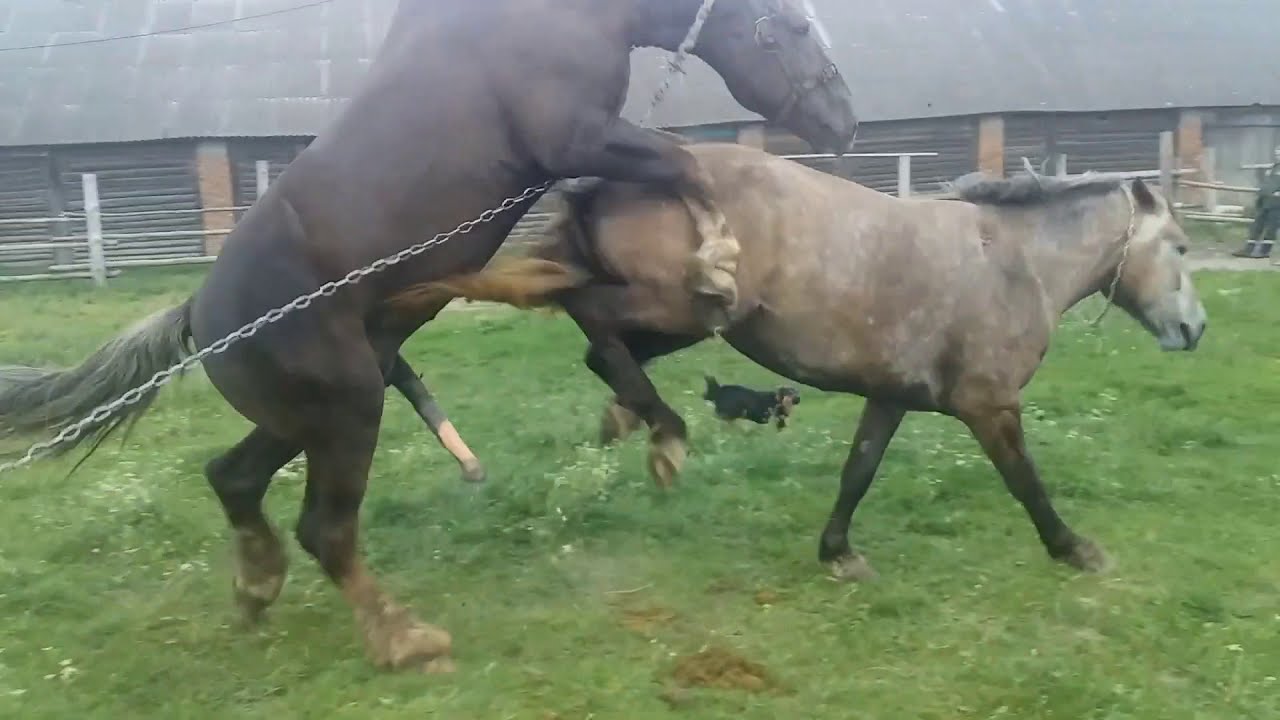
[2,146,1268,285]
[0,164,272,285]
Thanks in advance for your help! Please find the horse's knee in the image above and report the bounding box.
[583,346,608,377]
[205,431,297,523]
[293,508,324,566]
[293,497,361,579]
[292,420,378,581]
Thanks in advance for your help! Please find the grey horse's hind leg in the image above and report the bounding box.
[961,405,1110,573]
[386,354,486,484]
[818,399,906,582]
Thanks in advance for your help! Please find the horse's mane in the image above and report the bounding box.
[946,168,1128,208]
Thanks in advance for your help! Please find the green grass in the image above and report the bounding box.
[1,266,1278,719]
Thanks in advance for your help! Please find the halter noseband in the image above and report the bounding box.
[754,15,842,124]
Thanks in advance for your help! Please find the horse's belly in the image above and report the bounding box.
[726,298,947,408]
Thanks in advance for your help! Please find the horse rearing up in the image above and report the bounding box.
[0,3,856,673]
[403,142,1209,581]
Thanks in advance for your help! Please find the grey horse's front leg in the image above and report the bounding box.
[387,355,486,484]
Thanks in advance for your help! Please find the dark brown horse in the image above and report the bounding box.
[399,142,1208,583]
[0,2,856,672]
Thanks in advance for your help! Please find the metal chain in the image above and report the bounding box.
[639,0,717,128]
[0,0,719,474]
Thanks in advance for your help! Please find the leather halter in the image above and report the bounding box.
[754,15,842,124]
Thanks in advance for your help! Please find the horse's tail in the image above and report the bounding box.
[0,300,194,461]
[384,255,589,315]
[385,181,610,315]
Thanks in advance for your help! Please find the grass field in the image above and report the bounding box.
[0,265,1278,719]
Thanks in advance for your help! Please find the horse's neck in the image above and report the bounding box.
[626,0,707,50]
[1017,192,1131,317]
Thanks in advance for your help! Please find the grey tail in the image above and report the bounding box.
[0,299,194,463]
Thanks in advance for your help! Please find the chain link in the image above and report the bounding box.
[0,0,718,474]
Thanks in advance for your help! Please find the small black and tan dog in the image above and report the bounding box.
[703,375,801,430]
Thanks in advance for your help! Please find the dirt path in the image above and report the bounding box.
[1187,249,1279,272]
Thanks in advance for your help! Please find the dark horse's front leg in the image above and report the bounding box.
[542,117,742,333]
[961,404,1110,572]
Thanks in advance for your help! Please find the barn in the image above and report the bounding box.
[1,0,1278,275]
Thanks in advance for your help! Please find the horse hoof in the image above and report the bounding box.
[600,401,641,445]
[1061,537,1111,573]
[232,579,278,626]
[362,604,454,672]
[231,528,288,624]
[829,553,878,582]
[647,435,687,489]
[460,458,486,484]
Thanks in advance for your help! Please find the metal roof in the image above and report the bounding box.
[1,0,1278,147]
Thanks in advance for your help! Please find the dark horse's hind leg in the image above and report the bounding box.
[291,360,454,672]
[561,291,697,488]
[205,427,301,622]
[385,354,486,484]
[961,405,1110,573]
[817,399,906,582]
[597,331,704,446]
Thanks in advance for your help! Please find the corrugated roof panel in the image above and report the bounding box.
[0,0,1277,147]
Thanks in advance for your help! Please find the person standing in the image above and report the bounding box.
[1234,145,1280,259]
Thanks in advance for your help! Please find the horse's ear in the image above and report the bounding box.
[1130,178,1158,212]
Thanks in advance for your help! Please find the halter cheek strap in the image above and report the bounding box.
[1091,186,1138,326]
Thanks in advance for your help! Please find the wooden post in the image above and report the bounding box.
[977,114,1005,176]
[195,141,235,256]
[45,155,73,271]
[1199,146,1217,212]
[1159,131,1175,201]
[897,155,912,198]
[256,160,270,200]
[82,173,107,287]
[1177,110,1205,206]
[1054,153,1068,178]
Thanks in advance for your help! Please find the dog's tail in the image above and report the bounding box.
[703,375,720,401]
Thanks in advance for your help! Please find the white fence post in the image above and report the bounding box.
[256,160,270,200]
[897,155,912,198]
[82,173,107,288]
[1054,153,1068,178]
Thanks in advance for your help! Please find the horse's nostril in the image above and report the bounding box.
[1179,322,1196,348]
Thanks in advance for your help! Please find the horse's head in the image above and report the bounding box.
[1104,179,1207,352]
[697,0,858,153]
